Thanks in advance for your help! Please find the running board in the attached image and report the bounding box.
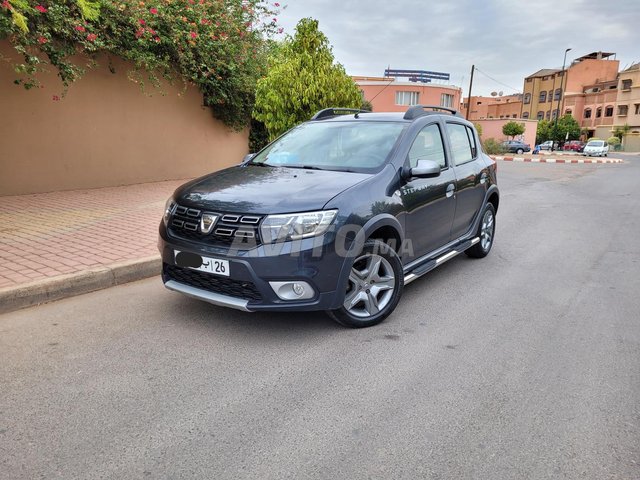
[403,237,479,285]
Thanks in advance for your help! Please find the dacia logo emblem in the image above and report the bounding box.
[200,213,218,234]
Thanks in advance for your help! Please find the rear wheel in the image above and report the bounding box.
[466,203,496,258]
[327,239,403,328]
[516,148,524,154]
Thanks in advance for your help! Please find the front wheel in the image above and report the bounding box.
[516,148,524,154]
[327,239,403,328]
[466,203,496,258]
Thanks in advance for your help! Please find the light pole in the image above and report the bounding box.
[554,48,572,133]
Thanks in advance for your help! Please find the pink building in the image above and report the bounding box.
[354,76,462,114]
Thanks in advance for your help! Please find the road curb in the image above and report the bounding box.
[491,155,623,164]
[0,255,161,315]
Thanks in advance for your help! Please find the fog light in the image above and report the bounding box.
[269,281,315,301]
[292,283,305,296]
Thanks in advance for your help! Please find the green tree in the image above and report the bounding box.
[253,18,362,140]
[536,120,552,145]
[552,114,581,142]
[473,122,483,138]
[502,121,525,139]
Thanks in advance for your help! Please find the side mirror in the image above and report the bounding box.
[402,159,441,180]
[242,153,255,164]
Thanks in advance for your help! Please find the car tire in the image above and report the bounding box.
[466,203,496,259]
[516,148,524,154]
[327,239,403,328]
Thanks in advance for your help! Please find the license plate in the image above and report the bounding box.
[174,250,230,277]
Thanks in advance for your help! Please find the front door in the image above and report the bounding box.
[400,122,456,260]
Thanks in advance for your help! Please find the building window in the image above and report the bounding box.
[548,90,554,102]
[622,79,632,91]
[596,107,602,118]
[546,111,551,120]
[554,88,562,101]
[542,76,549,80]
[635,104,640,115]
[512,114,517,118]
[524,93,531,104]
[552,109,559,120]
[537,111,544,120]
[440,94,454,108]
[395,91,419,106]
[539,91,547,103]
[526,78,533,83]
[618,105,629,116]
[565,109,572,115]
[522,112,529,119]
[605,106,614,117]
[584,108,592,119]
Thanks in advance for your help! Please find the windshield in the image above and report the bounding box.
[587,140,605,147]
[250,121,406,172]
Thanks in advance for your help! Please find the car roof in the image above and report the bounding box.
[309,106,471,126]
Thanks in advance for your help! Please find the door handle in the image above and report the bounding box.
[480,173,488,185]
[446,183,455,198]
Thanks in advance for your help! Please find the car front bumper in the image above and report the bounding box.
[158,223,350,312]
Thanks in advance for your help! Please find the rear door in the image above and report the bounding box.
[445,122,487,239]
[400,121,456,258]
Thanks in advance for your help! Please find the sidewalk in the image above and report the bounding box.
[0,179,187,313]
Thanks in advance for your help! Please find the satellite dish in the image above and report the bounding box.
[498,91,503,96]
[491,91,497,96]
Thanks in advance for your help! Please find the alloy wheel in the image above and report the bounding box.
[480,209,494,251]
[344,253,395,318]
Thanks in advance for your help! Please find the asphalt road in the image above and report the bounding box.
[1,157,639,480]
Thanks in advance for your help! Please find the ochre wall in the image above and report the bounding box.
[0,41,248,195]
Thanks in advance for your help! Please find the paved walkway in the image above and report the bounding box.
[0,180,186,289]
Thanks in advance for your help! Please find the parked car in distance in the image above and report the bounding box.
[583,140,609,157]
[500,140,530,154]
[159,105,499,328]
[539,140,554,150]
[563,140,585,152]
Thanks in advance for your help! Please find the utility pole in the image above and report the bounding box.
[465,64,475,120]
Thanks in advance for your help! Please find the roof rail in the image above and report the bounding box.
[311,108,371,120]
[403,105,463,120]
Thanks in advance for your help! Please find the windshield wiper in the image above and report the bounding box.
[284,165,325,171]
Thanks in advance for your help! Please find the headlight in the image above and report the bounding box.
[163,197,175,226]
[260,210,338,243]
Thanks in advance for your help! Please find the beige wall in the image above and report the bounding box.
[0,41,248,195]
[475,119,538,148]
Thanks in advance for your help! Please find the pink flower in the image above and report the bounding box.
[87,33,97,41]
[1,1,10,9]
[35,5,47,12]
[154,36,160,42]
[272,17,277,23]
[149,7,158,14]
[138,19,146,25]
[274,2,280,6]
[189,31,197,39]
[37,36,47,44]
[277,27,283,34]
[52,95,60,101]
[75,25,85,32]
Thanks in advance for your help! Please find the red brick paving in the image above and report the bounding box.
[0,180,188,290]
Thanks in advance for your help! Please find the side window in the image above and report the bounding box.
[465,126,477,158]
[408,123,446,169]
[446,123,473,165]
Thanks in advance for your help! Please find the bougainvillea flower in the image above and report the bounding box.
[35,5,47,13]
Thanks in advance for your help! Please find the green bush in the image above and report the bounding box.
[482,138,505,155]
[0,0,279,130]
[607,136,621,146]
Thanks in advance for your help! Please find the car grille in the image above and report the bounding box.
[164,264,262,302]
[168,204,263,247]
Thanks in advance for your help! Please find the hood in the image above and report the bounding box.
[174,165,371,214]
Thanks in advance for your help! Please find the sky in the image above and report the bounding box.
[275,0,640,98]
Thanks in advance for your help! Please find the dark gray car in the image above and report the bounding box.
[159,106,499,327]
